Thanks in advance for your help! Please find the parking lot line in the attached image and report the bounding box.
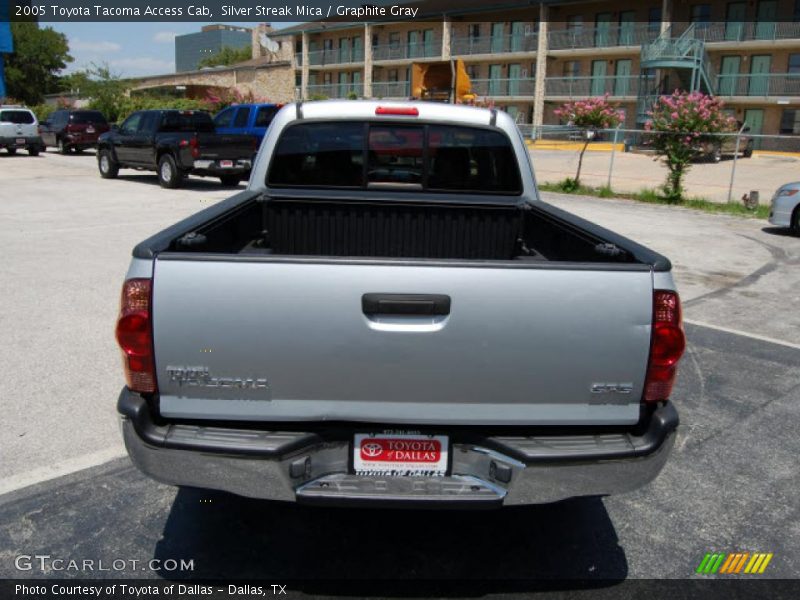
[0,446,125,497]
[684,318,800,351]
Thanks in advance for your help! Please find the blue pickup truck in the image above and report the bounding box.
[213,103,282,144]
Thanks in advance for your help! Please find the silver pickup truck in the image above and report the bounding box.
[116,101,685,508]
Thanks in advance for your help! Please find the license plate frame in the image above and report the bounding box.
[353,433,449,477]
[219,159,234,168]
[15,138,25,146]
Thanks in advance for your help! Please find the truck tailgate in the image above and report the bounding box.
[197,133,254,160]
[152,258,653,426]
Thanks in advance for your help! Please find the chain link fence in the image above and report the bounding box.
[519,125,800,205]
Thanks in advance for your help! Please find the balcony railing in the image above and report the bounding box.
[673,21,800,43]
[371,81,411,98]
[549,23,660,50]
[372,39,441,61]
[470,78,536,97]
[308,47,365,66]
[451,32,538,56]
[545,76,641,97]
[306,83,364,99]
[716,73,800,97]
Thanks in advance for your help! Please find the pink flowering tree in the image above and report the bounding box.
[554,95,624,187]
[645,91,736,202]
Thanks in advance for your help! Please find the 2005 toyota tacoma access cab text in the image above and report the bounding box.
[116,101,685,508]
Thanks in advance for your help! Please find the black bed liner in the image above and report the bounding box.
[133,190,671,270]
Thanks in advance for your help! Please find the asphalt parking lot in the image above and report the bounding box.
[0,149,798,589]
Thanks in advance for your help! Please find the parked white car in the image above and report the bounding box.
[0,105,44,156]
[769,182,800,234]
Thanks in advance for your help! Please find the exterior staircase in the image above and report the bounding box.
[637,24,716,124]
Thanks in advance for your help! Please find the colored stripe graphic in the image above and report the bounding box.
[698,552,774,575]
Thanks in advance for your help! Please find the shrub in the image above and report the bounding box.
[554,95,623,185]
[645,91,736,202]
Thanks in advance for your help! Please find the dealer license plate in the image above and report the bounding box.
[86,126,95,134]
[219,160,234,168]
[15,138,25,145]
[354,433,448,477]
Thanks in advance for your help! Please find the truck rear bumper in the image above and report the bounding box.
[119,388,678,507]
[0,135,43,149]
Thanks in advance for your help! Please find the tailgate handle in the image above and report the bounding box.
[362,294,451,316]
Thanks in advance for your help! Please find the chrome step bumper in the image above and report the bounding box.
[119,388,678,507]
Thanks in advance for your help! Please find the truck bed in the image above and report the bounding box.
[149,192,660,266]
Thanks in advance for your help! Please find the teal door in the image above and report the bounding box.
[511,22,524,52]
[755,0,777,40]
[619,11,636,45]
[407,31,419,58]
[352,36,363,62]
[338,38,350,63]
[725,3,746,41]
[718,56,741,95]
[422,29,435,57]
[338,72,349,97]
[615,59,632,95]
[749,55,771,96]
[744,108,764,148]
[595,13,612,47]
[352,71,361,96]
[309,40,319,65]
[591,60,607,95]
[491,23,505,53]
[488,64,502,95]
[508,64,521,95]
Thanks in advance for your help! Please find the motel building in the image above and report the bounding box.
[275,0,800,147]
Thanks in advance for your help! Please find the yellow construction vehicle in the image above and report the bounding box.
[410,60,476,103]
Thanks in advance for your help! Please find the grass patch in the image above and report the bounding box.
[539,180,771,219]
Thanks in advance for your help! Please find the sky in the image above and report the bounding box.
[49,22,298,78]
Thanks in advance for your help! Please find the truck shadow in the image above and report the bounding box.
[153,486,627,594]
[116,173,244,192]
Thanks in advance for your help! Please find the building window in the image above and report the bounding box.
[789,53,800,73]
[389,32,400,47]
[467,65,480,79]
[780,109,800,134]
[372,34,379,48]
[691,4,711,23]
[469,24,481,39]
[567,16,583,31]
[388,69,399,82]
[563,61,581,77]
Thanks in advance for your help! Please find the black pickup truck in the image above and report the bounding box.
[97,109,257,188]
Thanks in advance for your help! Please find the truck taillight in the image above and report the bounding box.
[189,136,200,159]
[643,290,685,403]
[115,278,157,394]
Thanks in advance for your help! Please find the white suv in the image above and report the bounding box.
[0,106,44,156]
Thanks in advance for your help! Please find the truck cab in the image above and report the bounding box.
[213,103,283,145]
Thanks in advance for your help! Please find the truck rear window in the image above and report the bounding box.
[267,121,521,194]
[160,112,215,133]
[70,111,107,124]
[0,110,35,124]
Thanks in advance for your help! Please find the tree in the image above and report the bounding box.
[4,23,72,104]
[197,45,252,69]
[554,96,623,188]
[645,91,736,202]
[62,63,129,122]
